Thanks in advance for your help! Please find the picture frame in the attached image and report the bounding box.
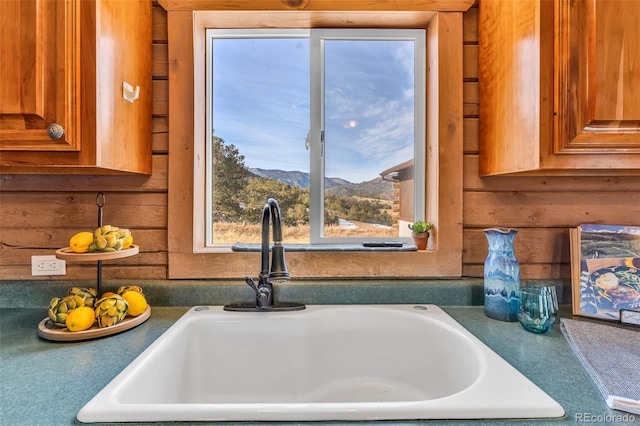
[570,224,640,321]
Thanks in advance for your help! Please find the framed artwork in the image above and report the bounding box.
[570,224,640,321]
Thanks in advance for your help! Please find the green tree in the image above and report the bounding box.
[212,134,391,229]
[325,194,392,226]
[212,134,249,222]
[244,177,310,226]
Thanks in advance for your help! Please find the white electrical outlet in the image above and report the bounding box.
[31,255,66,276]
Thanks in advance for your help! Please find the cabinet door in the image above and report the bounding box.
[0,0,80,151]
[479,0,640,175]
[555,0,640,154]
[92,0,153,174]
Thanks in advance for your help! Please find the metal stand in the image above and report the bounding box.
[96,192,105,296]
[55,192,139,295]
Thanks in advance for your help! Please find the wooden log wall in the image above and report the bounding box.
[1,2,640,281]
[461,4,640,280]
[0,4,170,280]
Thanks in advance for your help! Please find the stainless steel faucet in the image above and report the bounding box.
[224,198,305,312]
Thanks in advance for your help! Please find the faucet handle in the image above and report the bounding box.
[245,277,271,304]
[245,276,259,294]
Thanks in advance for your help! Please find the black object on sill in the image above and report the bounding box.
[231,242,417,252]
[362,241,403,248]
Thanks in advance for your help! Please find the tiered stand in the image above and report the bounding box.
[38,193,150,342]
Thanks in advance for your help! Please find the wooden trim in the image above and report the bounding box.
[167,7,465,278]
[0,155,168,192]
[188,10,438,28]
[167,11,195,257]
[158,0,474,12]
[426,11,464,274]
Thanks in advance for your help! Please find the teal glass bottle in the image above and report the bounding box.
[483,228,520,321]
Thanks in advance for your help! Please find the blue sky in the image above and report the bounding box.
[212,36,415,183]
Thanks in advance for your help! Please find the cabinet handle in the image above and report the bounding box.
[47,123,65,140]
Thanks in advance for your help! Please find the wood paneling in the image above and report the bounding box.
[463,118,478,153]
[464,228,570,265]
[464,191,640,228]
[0,4,168,280]
[0,193,167,228]
[167,7,466,279]
[3,2,640,283]
[152,116,169,133]
[463,6,478,42]
[462,45,477,81]
[0,265,166,280]
[463,227,571,279]
[152,44,169,78]
[463,264,571,280]
[153,4,168,41]
[463,82,478,116]
[153,133,169,153]
[464,155,640,192]
[1,228,167,251]
[152,81,169,115]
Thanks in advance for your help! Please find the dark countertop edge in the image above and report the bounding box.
[0,278,572,309]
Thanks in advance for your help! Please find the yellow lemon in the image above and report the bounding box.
[65,306,96,331]
[121,291,147,316]
[122,234,134,249]
[69,231,94,253]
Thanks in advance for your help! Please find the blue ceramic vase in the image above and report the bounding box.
[484,228,520,321]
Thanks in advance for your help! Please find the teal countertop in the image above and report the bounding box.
[1,305,635,426]
[0,279,636,425]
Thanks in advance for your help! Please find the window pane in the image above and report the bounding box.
[210,36,310,244]
[322,39,416,239]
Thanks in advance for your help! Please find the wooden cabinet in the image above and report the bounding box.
[479,0,640,176]
[0,0,152,174]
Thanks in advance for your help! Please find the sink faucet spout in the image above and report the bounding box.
[224,198,304,312]
[254,198,289,308]
[261,198,289,284]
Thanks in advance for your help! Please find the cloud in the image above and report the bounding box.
[211,35,418,182]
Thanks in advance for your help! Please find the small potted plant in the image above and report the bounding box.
[408,220,433,250]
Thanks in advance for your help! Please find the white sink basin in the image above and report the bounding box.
[77,304,564,423]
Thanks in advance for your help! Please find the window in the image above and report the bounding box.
[165,7,466,279]
[206,29,425,246]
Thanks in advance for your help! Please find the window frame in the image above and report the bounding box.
[165,5,467,279]
[205,28,311,247]
[309,29,426,244]
[205,28,426,247]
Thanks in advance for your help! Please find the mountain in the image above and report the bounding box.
[327,176,393,200]
[249,168,312,188]
[248,168,393,200]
